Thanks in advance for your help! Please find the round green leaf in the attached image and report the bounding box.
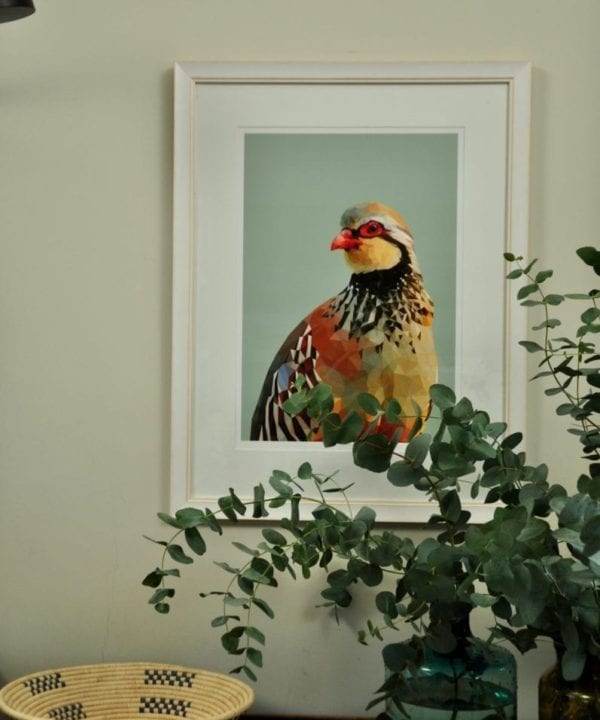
[375,591,398,618]
[297,461,313,479]
[174,508,206,528]
[357,392,382,416]
[406,433,431,466]
[429,384,456,410]
[353,434,395,473]
[388,461,421,487]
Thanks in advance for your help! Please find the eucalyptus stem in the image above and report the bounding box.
[515,256,600,459]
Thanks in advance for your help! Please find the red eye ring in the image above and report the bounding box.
[357,220,384,238]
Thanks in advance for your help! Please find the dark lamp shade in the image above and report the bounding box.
[0,0,35,22]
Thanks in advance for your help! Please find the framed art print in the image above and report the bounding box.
[170,62,531,522]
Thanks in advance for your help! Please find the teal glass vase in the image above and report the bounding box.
[386,632,517,720]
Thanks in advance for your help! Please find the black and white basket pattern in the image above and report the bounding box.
[0,663,254,720]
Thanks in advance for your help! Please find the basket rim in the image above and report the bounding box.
[0,661,255,720]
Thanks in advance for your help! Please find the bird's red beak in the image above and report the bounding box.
[331,228,362,251]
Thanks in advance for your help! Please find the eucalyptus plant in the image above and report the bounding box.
[142,380,547,718]
[497,246,600,680]
[142,246,600,714]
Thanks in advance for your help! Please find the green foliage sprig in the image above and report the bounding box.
[501,246,600,679]
[142,245,600,713]
[505,247,600,475]
[143,383,553,694]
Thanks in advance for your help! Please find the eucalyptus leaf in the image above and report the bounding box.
[242,568,276,585]
[581,514,600,554]
[406,433,431,467]
[535,269,553,283]
[157,512,184,529]
[244,626,266,646]
[184,527,207,556]
[470,593,497,608]
[238,666,258,682]
[581,514,600,544]
[491,597,512,621]
[246,648,263,668]
[353,434,395,473]
[166,544,194,565]
[321,586,352,607]
[517,283,539,300]
[268,496,287,509]
[262,528,287,547]
[382,642,419,671]
[211,615,240,627]
[252,597,275,618]
[576,246,600,274]
[297,461,313,480]
[282,391,308,415]
[224,596,250,608]
[562,649,587,681]
[523,259,538,274]
[357,563,384,587]
[429,384,456,410]
[221,628,244,653]
[174,508,206,528]
[501,432,523,450]
[307,383,334,418]
[385,398,403,423]
[451,396,474,420]
[217,496,238,521]
[269,473,294,498]
[148,588,175,605]
[484,557,516,595]
[561,617,580,652]
[142,569,176,588]
[517,518,549,543]
[252,484,268,519]
[355,506,377,529]
[440,490,462,524]
[387,461,422,487]
[376,591,398,618]
[357,393,382,416]
[232,541,259,557]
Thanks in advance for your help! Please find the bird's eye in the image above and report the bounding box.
[358,220,384,238]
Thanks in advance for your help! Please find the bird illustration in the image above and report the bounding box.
[250,201,438,442]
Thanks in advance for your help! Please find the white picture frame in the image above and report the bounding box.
[171,62,531,523]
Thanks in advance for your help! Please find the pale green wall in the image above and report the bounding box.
[1,2,599,718]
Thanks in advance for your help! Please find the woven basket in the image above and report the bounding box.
[0,662,254,720]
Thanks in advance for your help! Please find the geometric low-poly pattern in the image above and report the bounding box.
[250,201,438,443]
[24,673,66,696]
[143,670,196,689]
[256,322,321,441]
[138,697,192,716]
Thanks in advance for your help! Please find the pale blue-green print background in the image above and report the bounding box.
[242,133,458,440]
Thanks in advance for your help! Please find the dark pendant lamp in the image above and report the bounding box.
[0,0,35,22]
